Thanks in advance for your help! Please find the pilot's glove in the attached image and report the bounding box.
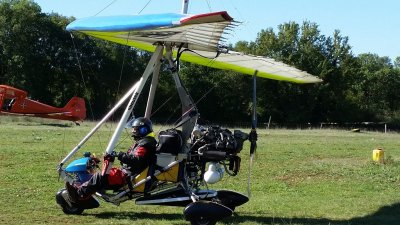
[86,155,100,170]
[90,154,100,163]
[117,151,126,161]
[103,151,116,162]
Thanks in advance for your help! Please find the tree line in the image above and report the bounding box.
[1,0,400,126]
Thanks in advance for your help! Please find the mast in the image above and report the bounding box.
[181,0,189,14]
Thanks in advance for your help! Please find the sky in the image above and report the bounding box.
[34,0,400,61]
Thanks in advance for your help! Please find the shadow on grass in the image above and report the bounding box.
[89,211,186,224]
[225,202,400,225]
[40,123,75,128]
[15,122,74,127]
[88,202,400,225]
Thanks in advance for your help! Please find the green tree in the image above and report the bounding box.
[0,0,81,105]
[3,0,400,125]
[393,56,400,68]
[0,0,145,118]
[353,54,400,122]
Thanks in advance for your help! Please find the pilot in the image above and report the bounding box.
[67,117,157,202]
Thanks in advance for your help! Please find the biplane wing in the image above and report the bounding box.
[0,85,86,122]
[66,11,321,83]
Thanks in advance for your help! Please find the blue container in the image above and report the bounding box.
[65,157,93,182]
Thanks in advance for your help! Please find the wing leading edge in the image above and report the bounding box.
[66,11,321,83]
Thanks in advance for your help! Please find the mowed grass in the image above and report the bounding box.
[1,116,400,225]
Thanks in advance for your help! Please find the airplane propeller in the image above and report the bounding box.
[247,70,258,198]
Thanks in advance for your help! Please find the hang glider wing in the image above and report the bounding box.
[66,11,321,83]
[178,50,321,83]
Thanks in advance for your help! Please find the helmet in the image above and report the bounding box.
[131,117,153,139]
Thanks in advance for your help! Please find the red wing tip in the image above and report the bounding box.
[181,11,233,24]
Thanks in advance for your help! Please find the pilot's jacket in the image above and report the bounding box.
[76,134,157,198]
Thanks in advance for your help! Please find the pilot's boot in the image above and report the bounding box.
[66,172,104,202]
[65,182,79,203]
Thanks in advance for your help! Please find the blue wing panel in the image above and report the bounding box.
[66,13,185,32]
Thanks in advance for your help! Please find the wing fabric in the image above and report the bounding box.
[67,11,321,83]
[179,50,321,83]
[67,12,234,52]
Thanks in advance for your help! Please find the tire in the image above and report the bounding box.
[61,204,84,215]
[190,218,216,225]
[56,188,84,215]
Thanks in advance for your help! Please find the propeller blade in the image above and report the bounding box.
[247,151,255,198]
[247,70,258,198]
[250,70,258,156]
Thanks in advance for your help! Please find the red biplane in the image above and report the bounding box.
[0,85,86,123]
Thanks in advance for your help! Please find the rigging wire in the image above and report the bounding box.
[227,0,257,42]
[69,33,104,150]
[107,31,132,143]
[147,69,216,133]
[62,125,67,162]
[116,33,131,102]
[114,0,153,145]
[150,95,175,117]
[149,95,176,134]
[138,0,153,14]
[227,0,244,22]
[167,47,218,128]
[171,84,216,128]
[205,0,212,12]
[113,129,131,150]
[69,34,94,121]
[94,0,118,16]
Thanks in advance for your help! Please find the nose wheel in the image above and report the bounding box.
[55,188,100,214]
[184,200,233,225]
[55,188,85,215]
[189,218,216,225]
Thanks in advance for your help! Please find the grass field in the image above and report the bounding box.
[1,116,400,225]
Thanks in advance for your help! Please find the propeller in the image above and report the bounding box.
[247,70,258,198]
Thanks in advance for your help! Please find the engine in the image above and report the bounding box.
[189,125,249,183]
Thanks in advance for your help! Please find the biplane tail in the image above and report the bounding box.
[62,97,86,121]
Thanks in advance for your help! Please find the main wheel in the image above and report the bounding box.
[190,218,216,225]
